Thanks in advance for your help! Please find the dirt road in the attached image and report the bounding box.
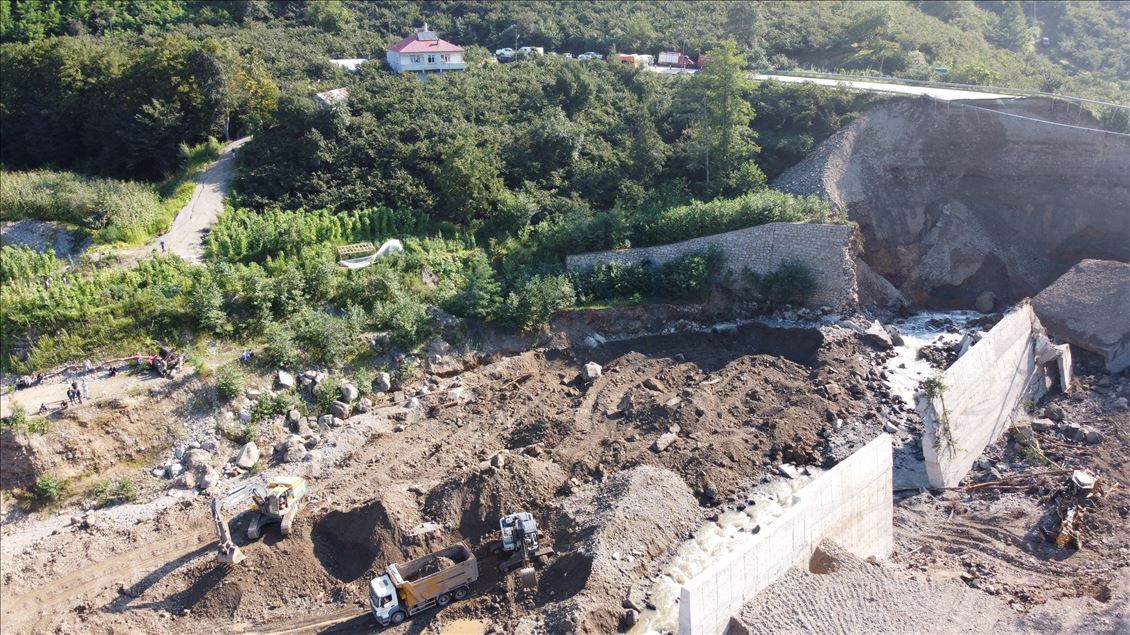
[155,136,249,264]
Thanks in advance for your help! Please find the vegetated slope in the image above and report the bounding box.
[775,96,1130,308]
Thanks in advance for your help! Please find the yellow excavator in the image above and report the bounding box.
[211,476,307,564]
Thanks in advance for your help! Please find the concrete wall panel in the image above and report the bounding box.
[677,434,893,635]
[564,223,858,310]
[919,303,1050,488]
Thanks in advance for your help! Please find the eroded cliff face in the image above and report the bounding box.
[776,97,1130,308]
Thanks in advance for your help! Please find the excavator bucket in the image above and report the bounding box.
[218,545,247,565]
[519,567,537,589]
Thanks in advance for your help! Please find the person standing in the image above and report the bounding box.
[81,378,89,400]
[84,359,92,375]
[67,387,76,405]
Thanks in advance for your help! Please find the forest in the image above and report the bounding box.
[1,0,1127,371]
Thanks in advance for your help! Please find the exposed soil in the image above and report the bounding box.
[0,318,896,634]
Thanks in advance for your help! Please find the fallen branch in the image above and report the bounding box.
[500,373,533,391]
[965,469,1069,491]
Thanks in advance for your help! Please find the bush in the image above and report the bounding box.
[499,274,576,332]
[263,322,299,368]
[216,364,246,401]
[251,390,298,422]
[314,376,343,412]
[572,249,724,304]
[94,476,139,507]
[752,260,817,307]
[3,403,28,430]
[33,473,66,503]
[0,245,62,284]
[293,308,362,367]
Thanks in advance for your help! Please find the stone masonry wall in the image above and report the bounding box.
[677,434,893,635]
[564,223,858,310]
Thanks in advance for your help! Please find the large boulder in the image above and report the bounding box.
[276,370,296,390]
[374,372,392,393]
[182,449,212,470]
[1033,259,1130,373]
[340,383,359,403]
[330,400,352,420]
[582,362,602,382]
[235,442,260,469]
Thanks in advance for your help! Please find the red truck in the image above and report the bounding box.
[657,51,706,69]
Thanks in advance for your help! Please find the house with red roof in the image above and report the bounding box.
[386,23,466,76]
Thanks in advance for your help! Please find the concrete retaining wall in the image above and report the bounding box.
[677,434,893,635]
[564,223,858,310]
[918,302,1065,488]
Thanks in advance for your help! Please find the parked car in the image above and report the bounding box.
[517,46,544,57]
[562,53,574,59]
[578,52,604,60]
[495,48,515,59]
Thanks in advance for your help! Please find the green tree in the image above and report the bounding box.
[432,134,507,226]
[677,38,759,193]
[994,1,1032,53]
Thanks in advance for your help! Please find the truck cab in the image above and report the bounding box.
[369,574,403,625]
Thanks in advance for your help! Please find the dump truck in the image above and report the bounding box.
[657,51,705,69]
[369,543,478,627]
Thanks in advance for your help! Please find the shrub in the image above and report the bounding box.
[3,403,28,430]
[0,245,62,284]
[251,390,298,422]
[263,322,299,368]
[758,260,816,307]
[314,376,343,413]
[216,364,246,401]
[499,274,576,332]
[572,249,724,304]
[293,308,361,367]
[352,367,375,395]
[94,476,139,507]
[33,473,66,503]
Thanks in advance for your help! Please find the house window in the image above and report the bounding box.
[410,55,421,64]
[427,55,436,64]
[441,54,450,63]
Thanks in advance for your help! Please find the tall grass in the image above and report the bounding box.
[0,170,162,244]
[0,138,223,246]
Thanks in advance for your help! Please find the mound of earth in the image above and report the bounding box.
[422,454,567,540]
[1033,259,1130,372]
[532,466,703,634]
[0,219,90,258]
[775,97,1130,309]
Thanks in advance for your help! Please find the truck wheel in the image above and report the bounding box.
[454,586,469,601]
[391,611,406,625]
[437,593,451,607]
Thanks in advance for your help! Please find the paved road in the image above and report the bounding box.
[154,136,250,264]
[648,68,1015,101]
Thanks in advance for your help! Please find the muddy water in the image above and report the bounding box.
[883,311,983,405]
[630,471,820,634]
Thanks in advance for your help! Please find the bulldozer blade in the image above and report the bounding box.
[519,567,537,589]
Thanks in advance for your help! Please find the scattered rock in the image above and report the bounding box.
[406,397,420,410]
[330,400,351,420]
[643,378,667,392]
[199,468,220,490]
[883,422,900,434]
[245,388,263,401]
[166,463,185,479]
[374,372,392,393]
[778,464,800,479]
[174,471,198,490]
[582,362,602,382]
[652,432,677,453]
[340,383,359,403]
[1031,418,1055,432]
[1082,427,1104,444]
[357,397,373,413]
[1043,404,1066,421]
[883,324,905,347]
[276,370,295,389]
[239,409,252,424]
[235,442,260,469]
[182,449,212,470]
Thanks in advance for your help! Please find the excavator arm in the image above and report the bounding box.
[211,484,267,564]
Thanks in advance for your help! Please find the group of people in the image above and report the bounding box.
[66,379,89,405]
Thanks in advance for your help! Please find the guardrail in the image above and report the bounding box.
[755,69,1129,110]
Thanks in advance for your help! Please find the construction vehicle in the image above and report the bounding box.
[211,476,307,564]
[368,543,478,627]
[499,511,555,588]
[657,50,706,69]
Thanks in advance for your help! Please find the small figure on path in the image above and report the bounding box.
[83,359,92,375]
[67,387,76,405]
[81,379,89,400]
[160,240,167,253]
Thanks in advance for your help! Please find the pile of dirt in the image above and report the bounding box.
[1033,259,1130,373]
[422,455,567,540]
[312,499,405,582]
[533,466,703,634]
[775,97,1130,308]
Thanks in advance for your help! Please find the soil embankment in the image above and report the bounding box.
[776,97,1130,309]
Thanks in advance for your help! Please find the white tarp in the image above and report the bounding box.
[338,239,405,269]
